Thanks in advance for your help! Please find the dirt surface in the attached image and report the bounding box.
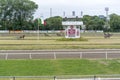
[0,49,120,59]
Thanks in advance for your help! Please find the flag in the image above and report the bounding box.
[37,18,41,25]
[44,20,47,26]
[38,18,44,25]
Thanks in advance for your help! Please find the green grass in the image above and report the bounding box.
[0,32,120,50]
[0,59,120,76]
[0,38,120,50]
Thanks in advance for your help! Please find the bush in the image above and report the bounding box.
[57,37,88,41]
[44,33,49,36]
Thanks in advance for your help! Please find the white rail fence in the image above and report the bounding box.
[0,75,120,80]
[0,51,120,60]
[56,75,120,80]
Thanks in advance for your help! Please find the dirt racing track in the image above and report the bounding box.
[0,49,120,60]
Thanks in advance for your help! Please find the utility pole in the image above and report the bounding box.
[81,11,83,18]
[63,11,65,17]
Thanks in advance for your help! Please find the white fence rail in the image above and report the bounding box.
[56,78,120,80]
[0,51,120,60]
[56,75,120,80]
[0,75,120,80]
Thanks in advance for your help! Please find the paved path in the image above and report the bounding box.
[0,49,120,59]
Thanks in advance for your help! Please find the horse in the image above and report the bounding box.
[104,33,112,38]
[19,35,25,39]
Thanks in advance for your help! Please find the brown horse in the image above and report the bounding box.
[19,35,25,39]
[104,33,112,38]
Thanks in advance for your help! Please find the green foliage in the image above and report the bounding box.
[45,16,63,30]
[82,15,105,30]
[110,13,120,32]
[82,14,120,32]
[0,0,38,30]
[57,37,88,41]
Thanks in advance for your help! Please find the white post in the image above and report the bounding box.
[80,52,82,59]
[106,51,108,60]
[6,53,8,60]
[29,53,32,59]
[54,52,56,59]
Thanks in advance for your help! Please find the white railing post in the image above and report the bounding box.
[54,52,56,59]
[5,53,8,60]
[29,53,32,59]
[80,52,82,59]
[106,51,108,60]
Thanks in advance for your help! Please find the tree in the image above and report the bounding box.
[92,16,105,31]
[82,15,105,31]
[0,0,38,30]
[45,16,63,30]
[110,13,120,32]
[82,15,92,30]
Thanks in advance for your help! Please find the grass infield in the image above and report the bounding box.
[0,59,120,76]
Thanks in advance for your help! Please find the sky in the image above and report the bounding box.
[31,0,120,19]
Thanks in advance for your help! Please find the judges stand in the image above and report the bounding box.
[62,12,83,38]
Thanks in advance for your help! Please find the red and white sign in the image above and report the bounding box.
[68,25,76,37]
[62,20,83,38]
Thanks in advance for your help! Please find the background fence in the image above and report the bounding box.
[0,51,120,60]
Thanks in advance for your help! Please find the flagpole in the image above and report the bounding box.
[37,16,44,40]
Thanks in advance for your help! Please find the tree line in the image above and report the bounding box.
[0,0,38,30]
[0,0,120,32]
[44,14,120,32]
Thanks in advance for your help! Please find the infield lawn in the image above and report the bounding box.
[0,59,120,76]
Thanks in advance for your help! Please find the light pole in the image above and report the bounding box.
[105,7,110,29]
[50,8,52,17]
[80,11,83,18]
[105,7,109,18]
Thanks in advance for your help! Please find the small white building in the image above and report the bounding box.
[62,16,83,38]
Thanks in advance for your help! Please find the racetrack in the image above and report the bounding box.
[0,49,120,59]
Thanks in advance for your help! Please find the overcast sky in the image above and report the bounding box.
[31,0,120,19]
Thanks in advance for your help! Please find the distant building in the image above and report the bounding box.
[99,15,105,19]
